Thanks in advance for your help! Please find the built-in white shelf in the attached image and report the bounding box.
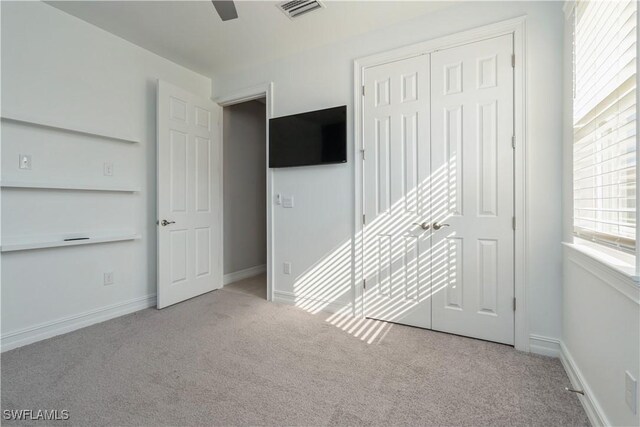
[1,233,142,253]
[1,181,140,193]
[1,112,141,144]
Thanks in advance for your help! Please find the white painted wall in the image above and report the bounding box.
[212,1,565,342]
[562,248,640,426]
[223,100,266,275]
[560,8,640,426]
[0,1,211,350]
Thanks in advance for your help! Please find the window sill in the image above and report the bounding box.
[563,242,638,282]
[563,242,640,304]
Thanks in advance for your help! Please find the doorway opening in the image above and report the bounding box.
[222,98,268,299]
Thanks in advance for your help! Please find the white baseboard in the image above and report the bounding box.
[273,290,351,314]
[223,264,266,286]
[529,334,561,357]
[560,341,609,427]
[1,294,156,352]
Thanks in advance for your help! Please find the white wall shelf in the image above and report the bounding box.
[1,112,141,144]
[1,233,141,253]
[1,181,140,193]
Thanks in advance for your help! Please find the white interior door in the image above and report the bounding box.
[362,55,432,329]
[430,34,514,344]
[157,80,222,309]
[362,34,515,345]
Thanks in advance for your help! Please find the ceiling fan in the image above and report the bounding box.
[211,1,238,21]
[212,0,325,22]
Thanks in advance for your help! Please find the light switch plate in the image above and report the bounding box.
[19,154,32,170]
[283,196,294,208]
[103,161,114,176]
[283,262,291,275]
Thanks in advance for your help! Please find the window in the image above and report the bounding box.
[573,0,637,252]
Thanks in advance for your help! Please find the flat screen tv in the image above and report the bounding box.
[269,106,347,168]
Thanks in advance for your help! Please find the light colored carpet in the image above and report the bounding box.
[2,274,588,426]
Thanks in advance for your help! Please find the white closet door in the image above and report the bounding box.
[157,80,222,309]
[362,55,433,329]
[430,34,515,344]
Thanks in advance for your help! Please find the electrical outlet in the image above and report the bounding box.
[626,371,637,414]
[19,154,32,170]
[103,161,114,176]
[283,262,291,275]
[103,272,114,286]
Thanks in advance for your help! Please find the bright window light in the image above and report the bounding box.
[573,0,637,252]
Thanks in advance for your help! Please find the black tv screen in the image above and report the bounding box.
[269,106,347,168]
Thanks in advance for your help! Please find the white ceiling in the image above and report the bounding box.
[46,1,454,77]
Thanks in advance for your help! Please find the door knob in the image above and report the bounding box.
[160,220,175,226]
[432,222,450,230]
[413,222,430,230]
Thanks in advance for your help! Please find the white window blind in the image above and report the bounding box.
[573,0,637,251]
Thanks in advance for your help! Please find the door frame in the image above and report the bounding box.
[353,17,529,351]
[215,82,275,301]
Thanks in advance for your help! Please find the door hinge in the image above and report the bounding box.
[511,54,515,68]
[511,135,516,149]
[363,279,367,290]
[362,85,365,96]
[512,216,516,230]
[361,149,366,160]
[362,214,366,225]
[513,297,516,311]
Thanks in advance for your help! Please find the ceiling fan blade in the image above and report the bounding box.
[211,1,238,21]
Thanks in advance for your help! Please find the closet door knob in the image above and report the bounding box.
[413,222,431,230]
[432,222,450,230]
[160,220,175,226]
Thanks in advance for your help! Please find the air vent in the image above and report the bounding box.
[277,0,325,19]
